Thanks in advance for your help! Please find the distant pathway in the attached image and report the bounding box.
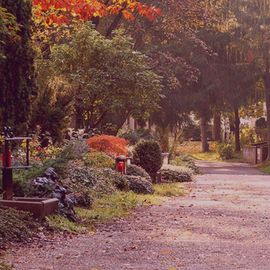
[6,161,270,270]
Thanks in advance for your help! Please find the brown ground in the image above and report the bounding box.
[5,161,270,270]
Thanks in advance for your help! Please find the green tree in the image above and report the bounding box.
[50,24,161,133]
[222,63,259,151]
[0,7,18,59]
[226,0,270,156]
[0,0,36,133]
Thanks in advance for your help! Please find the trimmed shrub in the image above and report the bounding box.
[133,140,162,182]
[83,151,114,169]
[125,175,154,194]
[159,165,193,183]
[87,135,128,157]
[126,164,151,181]
[217,143,234,160]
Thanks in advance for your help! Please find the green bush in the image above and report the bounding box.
[133,140,162,182]
[66,165,129,196]
[159,165,193,183]
[125,175,154,194]
[217,143,234,160]
[83,151,115,169]
[126,164,151,181]
[240,125,257,146]
[12,141,89,196]
[119,129,154,145]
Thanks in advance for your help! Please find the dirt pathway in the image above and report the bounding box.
[5,161,270,270]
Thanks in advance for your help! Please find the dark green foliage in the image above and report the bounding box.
[30,88,73,142]
[0,207,37,248]
[51,24,161,132]
[67,166,129,195]
[126,164,151,181]
[0,0,36,133]
[159,165,193,183]
[100,169,129,191]
[182,124,201,141]
[217,143,234,160]
[119,129,154,145]
[256,117,267,129]
[133,140,162,182]
[125,175,154,194]
[12,140,89,196]
[0,7,18,60]
[255,117,268,142]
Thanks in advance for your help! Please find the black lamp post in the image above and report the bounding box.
[1,127,31,200]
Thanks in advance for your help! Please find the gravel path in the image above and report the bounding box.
[5,161,270,270]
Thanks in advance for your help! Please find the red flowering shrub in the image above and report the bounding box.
[87,135,128,157]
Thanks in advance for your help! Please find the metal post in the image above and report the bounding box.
[26,139,30,167]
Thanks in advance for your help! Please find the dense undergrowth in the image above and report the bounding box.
[0,137,193,248]
[0,207,38,249]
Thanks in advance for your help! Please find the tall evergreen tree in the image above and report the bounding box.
[0,0,36,133]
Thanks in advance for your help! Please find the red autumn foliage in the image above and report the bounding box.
[33,0,161,25]
[87,135,128,157]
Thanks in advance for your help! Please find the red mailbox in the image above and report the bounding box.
[115,155,127,174]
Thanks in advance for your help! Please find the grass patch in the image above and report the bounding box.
[178,141,244,162]
[154,183,185,197]
[76,191,164,226]
[191,151,220,161]
[178,141,220,162]
[47,183,185,232]
[0,262,13,270]
[46,215,85,233]
[178,141,217,154]
[258,161,270,174]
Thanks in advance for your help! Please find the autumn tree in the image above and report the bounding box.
[32,0,161,41]
[122,0,219,151]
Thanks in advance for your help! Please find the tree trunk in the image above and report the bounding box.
[75,106,84,130]
[200,115,209,152]
[234,107,241,152]
[263,43,270,160]
[212,112,221,141]
[105,3,127,37]
[157,126,170,152]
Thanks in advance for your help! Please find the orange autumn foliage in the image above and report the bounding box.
[87,135,128,157]
[33,0,161,26]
